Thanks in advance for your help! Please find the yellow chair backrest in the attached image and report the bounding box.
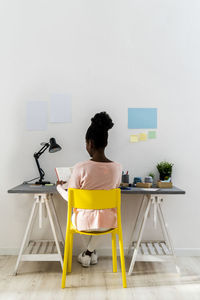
[68,188,121,210]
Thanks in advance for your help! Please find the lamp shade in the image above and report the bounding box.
[49,138,62,153]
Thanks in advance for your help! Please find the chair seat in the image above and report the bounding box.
[70,222,118,236]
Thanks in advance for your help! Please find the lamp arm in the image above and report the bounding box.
[34,143,49,158]
[33,143,49,183]
[34,155,44,182]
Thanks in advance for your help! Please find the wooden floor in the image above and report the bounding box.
[1,256,200,300]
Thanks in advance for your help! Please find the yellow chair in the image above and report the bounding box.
[61,188,127,288]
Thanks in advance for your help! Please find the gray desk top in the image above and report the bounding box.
[8,184,57,194]
[8,183,185,195]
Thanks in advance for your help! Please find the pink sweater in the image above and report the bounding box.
[67,160,122,231]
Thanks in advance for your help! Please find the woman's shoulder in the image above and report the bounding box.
[111,161,122,171]
[112,161,122,167]
[73,160,122,169]
[72,160,91,170]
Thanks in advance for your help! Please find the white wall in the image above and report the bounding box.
[1,0,200,255]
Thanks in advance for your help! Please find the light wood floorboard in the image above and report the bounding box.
[1,256,200,300]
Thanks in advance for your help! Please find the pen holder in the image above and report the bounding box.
[122,174,129,184]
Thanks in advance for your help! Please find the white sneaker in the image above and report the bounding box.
[91,250,98,265]
[77,251,91,267]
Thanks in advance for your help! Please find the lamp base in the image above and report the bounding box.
[35,180,51,185]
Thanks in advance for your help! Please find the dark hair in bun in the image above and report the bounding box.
[86,112,114,149]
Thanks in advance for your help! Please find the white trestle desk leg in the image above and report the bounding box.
[157,198,171,249]
[45,197,63,269]
[153,196,158,228]
[24,196,38,249]
[128,196,152,275]
[127,195,146,257]
[44,199,47,218]
[39,195,45,228]
[49,194,65,245]
[38,195,42,228]
[14,199,37,275]
[157,200,180,273]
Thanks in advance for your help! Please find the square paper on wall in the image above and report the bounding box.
[50,94,72,123]
[128,108,157,129]
[26,101,48,131]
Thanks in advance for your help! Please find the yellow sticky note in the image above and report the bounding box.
[130,135,139,143]
[139,133,147,141]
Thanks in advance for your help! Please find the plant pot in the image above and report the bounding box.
[157,181,173,188]
[159,174,171,181]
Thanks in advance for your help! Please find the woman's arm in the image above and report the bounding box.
[57,163,82,201]
[57,184,68,201]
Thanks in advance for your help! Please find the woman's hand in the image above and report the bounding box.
[56,180,67,186]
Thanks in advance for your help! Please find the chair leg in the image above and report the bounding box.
[61,230,70,288]
[118,230,127,288]
[67,232,73,273]
[112,232,117,272]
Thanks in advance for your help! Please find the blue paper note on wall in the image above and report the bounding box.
[128,108,157,129]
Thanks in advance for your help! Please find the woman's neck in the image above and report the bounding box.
[91,150,112,163]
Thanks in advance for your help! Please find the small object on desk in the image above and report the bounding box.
[45,183,54,186]
[133,177,142,186]
[144,176,153,183]
[122,173,129,184]
[136,182,153,188]
[156,161,173,182]
[161,177,171,183]
[157,181,173,188]
[140,188,158,191]
[120,186,131,190]
[120,182,129,187]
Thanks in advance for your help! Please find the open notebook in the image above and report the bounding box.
[55,167,73,182]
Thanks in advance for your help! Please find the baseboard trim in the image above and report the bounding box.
[1,247,200,256]
[0,248,19,255]
[174,248,200,256]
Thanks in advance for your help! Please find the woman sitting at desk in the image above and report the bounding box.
[57,112,122,267]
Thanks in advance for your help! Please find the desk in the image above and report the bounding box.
[8,184,64,275]
[8,184,185,275]
[121,186,185,275]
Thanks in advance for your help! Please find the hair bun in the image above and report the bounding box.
[91,112,114,131]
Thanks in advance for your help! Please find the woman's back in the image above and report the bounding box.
[68,160,122,190]
[67,160,122,231]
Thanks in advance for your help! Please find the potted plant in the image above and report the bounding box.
[148,173,155,180]
[156,161,173,181]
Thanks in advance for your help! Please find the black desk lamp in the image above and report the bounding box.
[34,138,62,185]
